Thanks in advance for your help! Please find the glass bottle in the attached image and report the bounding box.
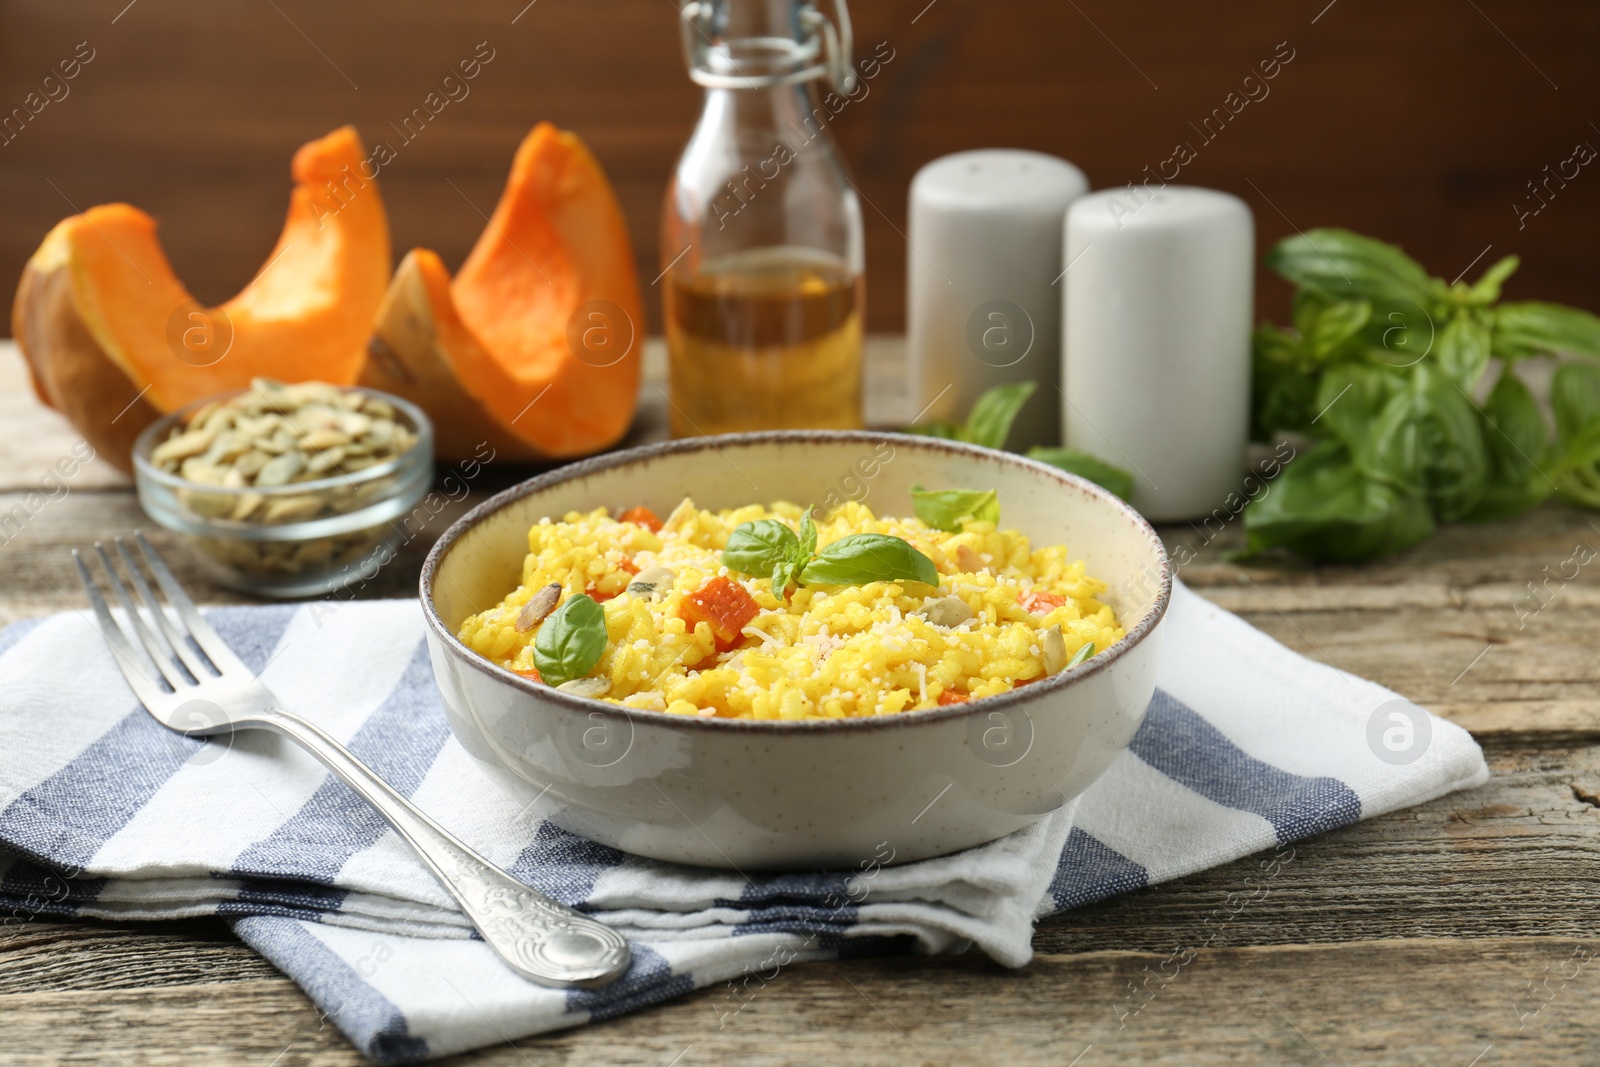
[663,0,865,436]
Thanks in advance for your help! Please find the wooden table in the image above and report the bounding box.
[2,340,1596,1066]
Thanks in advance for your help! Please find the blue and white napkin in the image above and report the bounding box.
[0,580,1487,1062]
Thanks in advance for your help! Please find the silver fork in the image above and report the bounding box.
[73,531,631,989]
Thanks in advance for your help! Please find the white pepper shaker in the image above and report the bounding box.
[1062,186,1253,521]
[908,150,1089,451]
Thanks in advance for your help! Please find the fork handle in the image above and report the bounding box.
[257,709,632,988]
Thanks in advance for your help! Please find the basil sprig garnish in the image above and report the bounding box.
[533,593,608,688]
[722,512,816,593]
[910,485,1000,532]
[721,510,936,592]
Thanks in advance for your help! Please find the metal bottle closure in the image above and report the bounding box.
[678,0,856,94]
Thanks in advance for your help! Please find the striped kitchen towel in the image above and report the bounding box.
[0,580,1487,1062]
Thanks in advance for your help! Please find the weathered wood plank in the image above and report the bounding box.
[0,919,276,995]
[0,936,1594,1066]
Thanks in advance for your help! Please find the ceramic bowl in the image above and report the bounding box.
[420,431,1170,870]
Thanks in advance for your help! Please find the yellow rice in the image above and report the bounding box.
[458,499,1125,721]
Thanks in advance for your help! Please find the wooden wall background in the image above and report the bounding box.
[1,0,1597,336]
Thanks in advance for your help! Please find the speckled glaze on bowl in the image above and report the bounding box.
[420,431,1170,871]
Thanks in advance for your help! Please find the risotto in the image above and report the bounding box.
[457,497,1124,720]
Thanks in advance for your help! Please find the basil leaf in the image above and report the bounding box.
[1554,361,1600,443]
[1265,229,1435,306]
[799,534,939,587]
[1364,298,1437,368]
[964,381,1038,449]
[1026,447,1135,501]
[1436,314,1492,393]
[1242,440,1434,562]
[770,558,798,595]
[1066,642,1096,668]
[1293,292,1371,360]
[533,594,608,688]
[1409,364,1488,521]
[1312,362,1387,448]
[1251,324,1318,439]
[1493,301,1600,361]
[1551,362,1600,508]
[1468,254,1520,305]
[905,419,964,441]
[1465,369,1551,522]
[910,485,1000,532]
[797,509,818,559]
[722,519,800,583]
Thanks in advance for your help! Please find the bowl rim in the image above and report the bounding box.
[132,384,434,500]
[419,429,1172,733]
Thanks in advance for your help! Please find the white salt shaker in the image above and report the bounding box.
[908,150,1089,451]
[1062,186,1253,521]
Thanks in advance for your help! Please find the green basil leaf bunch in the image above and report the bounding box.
[533,594,608,688]
[1246,228,1600,562]
[721,510,937,592]
[908,381,1133,499]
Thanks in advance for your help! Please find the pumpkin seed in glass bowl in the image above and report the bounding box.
[133,380,433,598]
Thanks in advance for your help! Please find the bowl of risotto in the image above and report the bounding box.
[421,431,1170,869]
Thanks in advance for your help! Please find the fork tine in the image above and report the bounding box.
[134,530,248,674]
[95,543,192,691]
[73,549,168,709]
[114,537,215,681]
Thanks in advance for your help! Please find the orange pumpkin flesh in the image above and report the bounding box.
[12,126,390,471]
[363,123,643,460]
[362,248,544,462]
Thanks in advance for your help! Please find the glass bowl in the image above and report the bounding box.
[133,385,434,598]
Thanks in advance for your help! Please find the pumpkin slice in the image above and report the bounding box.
[12,126,390,472]
[362,122,643,460]
[363,249,544,462]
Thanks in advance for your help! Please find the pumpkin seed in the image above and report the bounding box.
[1041,625,1067,673]
[662,497,697,533]
[514,582,563,632]
[255,451,305,487]
[291,404,339,432]
[261,494,323,524]
[206,431,251,464]
[232,450,270,478]
[626,565,676,601]
[179,488,234,519]
[556,677,611,699]
[304,446,347,474]
[179,457,225,485]
[301,427,350,451]
[916,596,974,628]
[229,492,263,522]
[337,411,372,437]
[152,429,214,466]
